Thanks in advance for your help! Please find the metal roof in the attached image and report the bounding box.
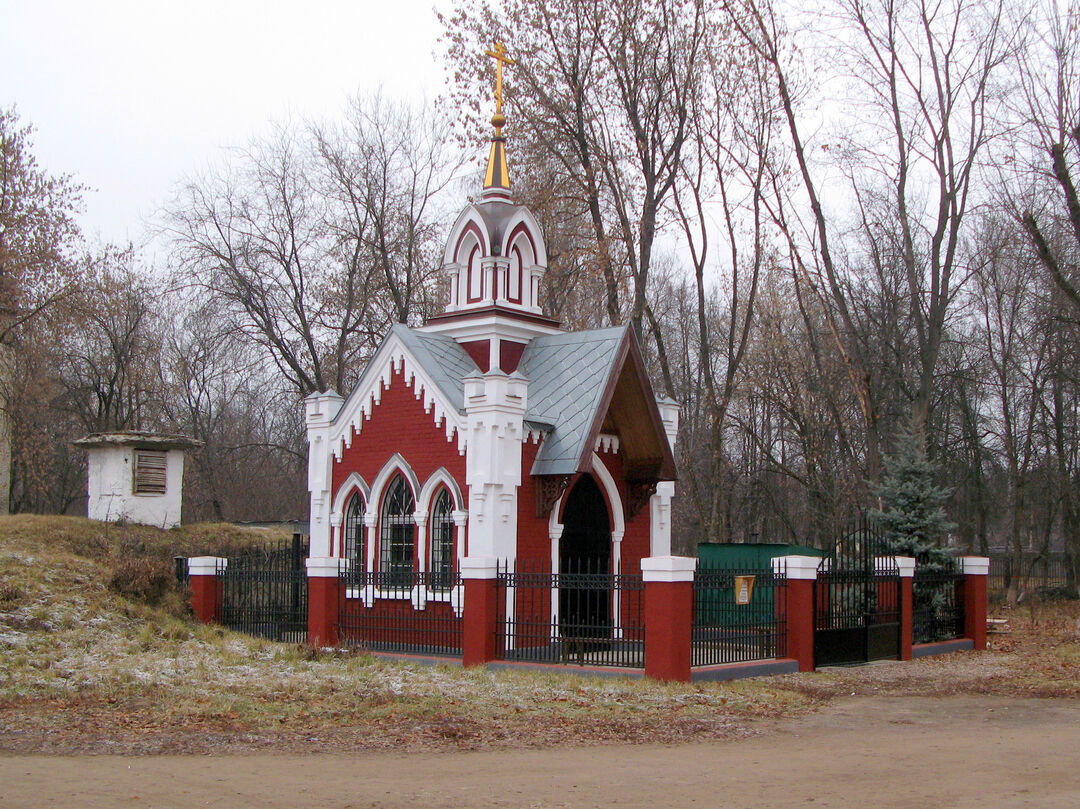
[518,326,627,476]
[357,323,665,479]
[390,323,478,413]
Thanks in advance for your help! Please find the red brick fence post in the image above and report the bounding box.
[893,556,916,661]
[959,556,990,650]
[307,557,347,648]
[188,556,225,624]
[641,555,696,683]
[771,555,819,672]
[461,556,500,667]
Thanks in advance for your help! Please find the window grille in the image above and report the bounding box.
[133,450,167,495]
[379,475,415,587]
[343,493,365,571]
[429,489,455,591]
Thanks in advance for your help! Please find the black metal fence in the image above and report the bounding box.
[988,553,1076,595]
[692,563,786,667]
[495,558,645,668]
[217,534,308,642]
[337,567,463,656]
[912,562,964,644]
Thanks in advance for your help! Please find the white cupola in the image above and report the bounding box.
[420,41,562,372]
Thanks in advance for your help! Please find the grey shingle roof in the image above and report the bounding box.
[390,324,478,413]
[518,326,627,476]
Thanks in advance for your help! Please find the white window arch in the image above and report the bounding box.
[342,491,366,571]
[378,473,415,587]
[428,489,455,591]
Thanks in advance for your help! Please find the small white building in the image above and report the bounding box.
[74,432,201,528]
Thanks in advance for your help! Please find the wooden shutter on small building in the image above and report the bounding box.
[133,450,167,495]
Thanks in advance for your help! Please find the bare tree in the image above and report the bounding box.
[55,246,164,433]
[0,107,85,513]
[1012,2,1080,314]
[442,0,707,361]
[167,95,459,397]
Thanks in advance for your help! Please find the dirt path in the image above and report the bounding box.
[2,695,1078,809]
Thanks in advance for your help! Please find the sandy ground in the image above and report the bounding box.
[2,695,1078,809]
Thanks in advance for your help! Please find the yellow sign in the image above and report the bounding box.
[735,575,756,605]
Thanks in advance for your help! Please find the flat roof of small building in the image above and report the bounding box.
[73,431,203,450]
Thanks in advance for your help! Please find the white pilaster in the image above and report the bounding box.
[305,390,344,558]
[649,482,674,556]
[651,397,680,557]
[363,512,378,574]
[463,369,527,562]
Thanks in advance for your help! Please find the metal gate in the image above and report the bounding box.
[218,534,308,642]
[814,516,900,666]
[495,559,646,668]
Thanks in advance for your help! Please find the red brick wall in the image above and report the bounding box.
[332,366,467,559]
[499,340,526,372]
[339,596,462,650]
[516,436,550,565]
[460,340,489,372]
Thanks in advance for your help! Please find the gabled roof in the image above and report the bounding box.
[520,326,677,481]
[519,327,624,475]
[389,324,478,413]
[339,322,674,482]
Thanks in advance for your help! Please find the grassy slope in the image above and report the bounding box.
[1,515,1076,754]
[0,515,812,754]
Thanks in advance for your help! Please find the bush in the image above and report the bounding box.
[108,556,175,606]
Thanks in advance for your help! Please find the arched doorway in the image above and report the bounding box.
[559,474,611,638]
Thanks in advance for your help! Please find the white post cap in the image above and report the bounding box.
[894,556,916,577]
[187,556,226,576]
[306,556,349,577]
[959,556,990,575]
[460,556,500,579]
[641,555,697,583]
[771,555,821,580]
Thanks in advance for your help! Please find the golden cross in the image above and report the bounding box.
[485,41,515,118]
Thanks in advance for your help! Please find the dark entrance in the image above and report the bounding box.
[558,474,611,639]
[814,516,901,666]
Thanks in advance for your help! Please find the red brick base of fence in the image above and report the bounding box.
[188,556,225,623]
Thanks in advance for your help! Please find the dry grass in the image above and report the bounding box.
[0,515,813,754]
[767,600,1080,701]
[1,514,1076,755]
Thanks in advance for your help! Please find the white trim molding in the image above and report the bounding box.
[418,467,466,513]
[306,556,349,578]
[329,330,466,459]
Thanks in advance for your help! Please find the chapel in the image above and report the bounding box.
[304,47,679,616]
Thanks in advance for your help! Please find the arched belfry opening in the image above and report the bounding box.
[559,473,611,637]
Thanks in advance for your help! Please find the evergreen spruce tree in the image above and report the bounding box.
[872,418,956,570]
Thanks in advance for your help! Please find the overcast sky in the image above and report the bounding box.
[1,0,448,251]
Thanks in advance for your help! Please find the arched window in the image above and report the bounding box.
[379,474,415,587]
[429,489,455,591]
[342,493,365,571]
